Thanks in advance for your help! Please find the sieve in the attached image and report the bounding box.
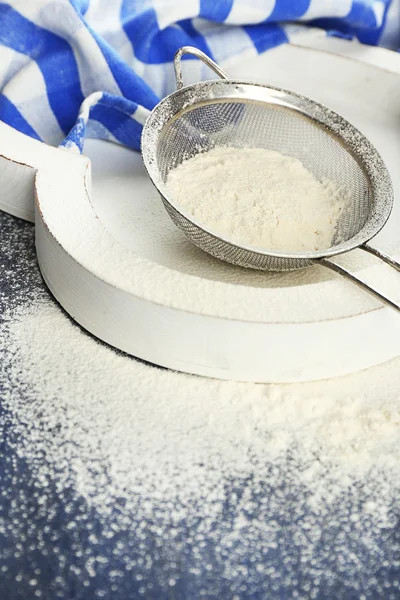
[142,46,400,311]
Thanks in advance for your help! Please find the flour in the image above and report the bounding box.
[2,295,400,598]
[167,147,346,252]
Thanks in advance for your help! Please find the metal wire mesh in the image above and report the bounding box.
[153,98,372,271]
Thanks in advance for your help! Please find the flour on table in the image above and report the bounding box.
[167,147,346,252]
[2,297,400,598]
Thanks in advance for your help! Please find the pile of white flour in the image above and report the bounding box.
[167,147,346,252]
[2,297,400,597]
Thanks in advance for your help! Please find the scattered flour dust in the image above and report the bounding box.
[167,147,346,252]
[2,299,400,597]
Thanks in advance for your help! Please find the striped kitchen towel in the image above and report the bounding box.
[0,1,397,154]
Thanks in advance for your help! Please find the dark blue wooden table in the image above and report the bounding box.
[1,211,400,600]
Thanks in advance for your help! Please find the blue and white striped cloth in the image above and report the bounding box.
[0,1,398,154]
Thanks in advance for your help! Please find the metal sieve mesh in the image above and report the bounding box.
[154,100,370,270]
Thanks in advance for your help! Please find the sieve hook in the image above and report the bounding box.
[174,46,229,91]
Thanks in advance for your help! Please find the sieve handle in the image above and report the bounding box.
[319,252,400,312]
[361,242,400,272]
[174,46,229,91]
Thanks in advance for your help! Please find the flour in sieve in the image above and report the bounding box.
[167,147,346,252]
[2,296,400,598]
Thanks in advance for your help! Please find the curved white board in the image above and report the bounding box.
[3,39,400,382]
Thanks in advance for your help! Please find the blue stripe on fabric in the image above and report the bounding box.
[374,0,392,45]
[312,20,385,45]
[347,0,391,28]
[121,7,159,62]
[62,115,86,152]
[268,0,310,22]
[199,0,234,22]
[350,0,392,44]
[149,23,211,62]
[244,23,288,54]
[309,18,353,37]
[121,0,234,29]
[327,29,354,41]
[61,92,143,152]
[83,21,159,108]
[311,0,391,44]
[69,0,90,15]
[0,4,84,134]
[120,0,144,19]
[90,103,142,150]
[357,27,387,45]
[0,94,41,140]
[122,6,216,64]
[101,92,139,114]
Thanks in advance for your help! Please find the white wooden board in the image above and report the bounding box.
[2,38,400,382]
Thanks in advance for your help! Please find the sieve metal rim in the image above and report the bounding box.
[141,79,393,261]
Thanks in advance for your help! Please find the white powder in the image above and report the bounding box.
[2,297,400,597]
[167,147,346,252]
